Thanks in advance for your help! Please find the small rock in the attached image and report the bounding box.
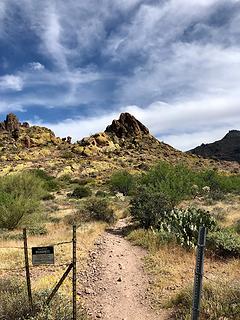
[85,287,95,294]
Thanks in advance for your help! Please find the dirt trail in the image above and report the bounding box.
[82,219,170,320]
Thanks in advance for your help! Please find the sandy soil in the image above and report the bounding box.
[81,219,170,320]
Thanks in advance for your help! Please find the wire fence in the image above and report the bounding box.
[0,240,72,250]
[0,238,74,272]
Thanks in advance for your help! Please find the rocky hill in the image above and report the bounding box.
[189,130,240,163]
[0,113,239,178]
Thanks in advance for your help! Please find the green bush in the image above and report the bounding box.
[70,178,93,185]
[0,173,46,230]
[0,225,48,241]
[170,280,240,319]
[196,169,240,195]
[139,162,195,207]
[135,162,240,208]
[61,151,75,159]
[130,186,172,228]
[0,278,30,320]
[84,197,116,223]
[70,186,92,199]
[234,220,240,234]
[29,169,59,191]
[207,229,240,258]
[28,225,48,236]
[109,170,135,195]
[131,186,217,247]
[65,197,116,225]
[95,190,108,197]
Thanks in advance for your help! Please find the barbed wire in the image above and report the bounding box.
[0,262,72,272]
[0,240,72,250]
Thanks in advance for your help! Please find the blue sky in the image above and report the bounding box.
[0,0,240,150]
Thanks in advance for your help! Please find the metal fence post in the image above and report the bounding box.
[23,228,33,313]
[72,225,77,320]
[191,226,207,320]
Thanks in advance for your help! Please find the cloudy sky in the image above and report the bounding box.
[0,0,239,150]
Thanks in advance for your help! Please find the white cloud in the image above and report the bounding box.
[159,128,234,151]
[33,112,118,141]
[28,62,45,71]
[0,75,24,91]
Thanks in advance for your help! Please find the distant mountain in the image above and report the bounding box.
[189,130,240,163]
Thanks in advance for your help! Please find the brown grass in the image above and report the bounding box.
[143,241,240,310]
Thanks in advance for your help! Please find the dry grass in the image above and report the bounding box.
[142,242,240,312]
[181,194,240,227]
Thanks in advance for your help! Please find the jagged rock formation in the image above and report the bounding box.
[0,113,61,152]
[75,113,162,156]
[189,130,240,163]
[105,112,149,139]
[4,113,20,132]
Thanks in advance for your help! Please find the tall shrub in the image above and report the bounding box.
[130,186,172,228]
[0,173,46,229]
[139,162,194,207]
[109,170,134,195]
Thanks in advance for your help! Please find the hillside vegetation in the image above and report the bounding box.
[0,113,239,319]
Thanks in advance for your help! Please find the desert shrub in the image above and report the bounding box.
[0,278,30,319]
[1,225,48,240]
[70,178,93,185]
[61,151,75,159]
[0,278,86,320]
[109,170,135,195]
[57,174,72,186]
[131,187,217,247]
[29,169,59,191]
[42,193,55,201]
[65,198,116,225]
[139,162,195,207]
[28,225,48,236]
[234,220,240,234]
[130,186,172,228]
[84,197,116,223]
[0,173,46,230]
[70,185,92,198]
[95,190,108,197]
[207,229,240,258]
[196,169,240,195]
[136,162,240,207]
[170,280,240,319]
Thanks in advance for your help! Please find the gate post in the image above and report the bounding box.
[191,226,207,320]
[23,228,33,313]
[72,225,77,320]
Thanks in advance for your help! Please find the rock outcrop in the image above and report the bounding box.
[189,130,240,163]
[0,113,61,151]
[75,113,167,157]
[4,113,20,132]
[105,112,149,139]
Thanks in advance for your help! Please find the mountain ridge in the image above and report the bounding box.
[189,130,240,163]
[0,112,239,177]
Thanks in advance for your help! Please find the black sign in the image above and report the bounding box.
[32,246,54,265]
